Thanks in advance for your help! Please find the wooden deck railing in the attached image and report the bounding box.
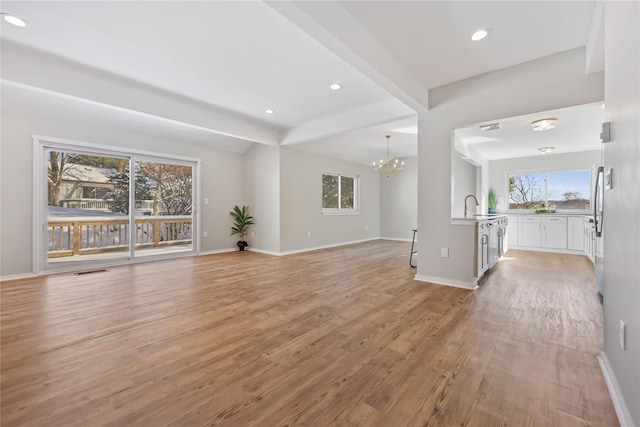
[47,216,192,258]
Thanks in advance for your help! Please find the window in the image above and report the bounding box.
[322,173,358,213]
[508,169,591,211]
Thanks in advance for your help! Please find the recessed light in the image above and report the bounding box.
[538,146,556,154]
[532,117,558,131]
[265,109,275,114]
[1,13,28,27]
[471,28,490,41]
[330,83,342,91]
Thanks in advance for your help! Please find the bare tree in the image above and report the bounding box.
[509,175,544,208]
[563,191,581,201]
[47,151,78,206]
[137,163,192,216]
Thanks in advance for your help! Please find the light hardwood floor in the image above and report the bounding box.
[1,241,618,426]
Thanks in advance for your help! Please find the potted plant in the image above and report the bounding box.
[230,205,254,251]
[488,189,498,214]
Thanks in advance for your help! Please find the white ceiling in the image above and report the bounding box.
[339,1,595,90]
[0,1,602,164]
[454,102,604,160]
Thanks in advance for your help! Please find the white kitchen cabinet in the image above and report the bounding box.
[517,216,542,247]
[584,218,595,263]
[542,217,567,249]
[516,216,567,249]
[568,217,585,250]
[507,215,518,248]
[477,221,490,277]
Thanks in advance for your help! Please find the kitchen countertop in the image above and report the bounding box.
[450,214,507,225]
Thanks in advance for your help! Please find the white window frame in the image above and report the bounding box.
[505,166,594,214]
[321,172,360,215]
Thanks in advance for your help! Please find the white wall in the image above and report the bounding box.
[488,150,601,213]
[417,47,604,287]
[1,103,244,277]
[279,147,379,253]
[451,151,478,218]
[379,156,417,240]
[243,144,281,253]
[602,2,640,425]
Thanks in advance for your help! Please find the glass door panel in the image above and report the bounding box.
[133,160,194,257]
[46,149,131,265]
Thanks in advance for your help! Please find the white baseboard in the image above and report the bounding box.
[0,272,40,282]
[247,238,381,257]
[414,274,478,290]
[380,237,414,242]
[247,247,280,256]
[278,238,380,256]
[507,246,585,256]
[598,352,635,427]
[198,248,237,256]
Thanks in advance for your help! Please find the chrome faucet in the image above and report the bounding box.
[464,194,479,218]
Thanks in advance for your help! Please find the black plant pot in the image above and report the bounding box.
[237,240,248,251]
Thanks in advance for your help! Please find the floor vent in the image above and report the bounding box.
[74,269,108,276]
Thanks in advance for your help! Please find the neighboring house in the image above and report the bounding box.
[55,163,116,210]
[51,163,155,213]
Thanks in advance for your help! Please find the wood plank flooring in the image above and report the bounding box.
[1,241,618,426]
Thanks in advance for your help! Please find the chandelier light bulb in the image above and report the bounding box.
[372,135,404,178]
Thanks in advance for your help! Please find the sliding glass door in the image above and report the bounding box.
[133,159,194,258]
[46,149,131,265]
[39,139,198,271]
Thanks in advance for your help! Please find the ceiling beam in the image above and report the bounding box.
[586,0,605,75]
[1,41,280,146]
[280,99,414,145]
[266,1,429,113]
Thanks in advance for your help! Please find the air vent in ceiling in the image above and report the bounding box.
[479,123,501,131]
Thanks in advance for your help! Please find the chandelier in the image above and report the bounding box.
[373,135,404,177]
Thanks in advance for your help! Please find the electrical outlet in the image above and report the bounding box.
[620,320,626,350]
[307,232,311,238]
[251,231,255,237]
[204,198,209,205]
[441,248,449,258]
[203,231,208,238]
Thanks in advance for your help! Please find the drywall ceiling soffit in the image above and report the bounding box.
[454,102,604,160]
[291,115,418,166]
[0,1,399,140]
[1,41,281,146]
[280,99,414,145]
[1,82,255,154]
[337,1,596,90]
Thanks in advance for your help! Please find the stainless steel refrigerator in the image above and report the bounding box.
[594,165,605,297]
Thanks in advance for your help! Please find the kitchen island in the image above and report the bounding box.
[451,214,508,282]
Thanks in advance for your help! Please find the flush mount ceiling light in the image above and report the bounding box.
[531,117,558,131]
[537,146,556,154]
[372,135,404,178]
[471,28,490,41]
[330,83,342,91]
[264,108,275,114]
[1,13,28,27]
